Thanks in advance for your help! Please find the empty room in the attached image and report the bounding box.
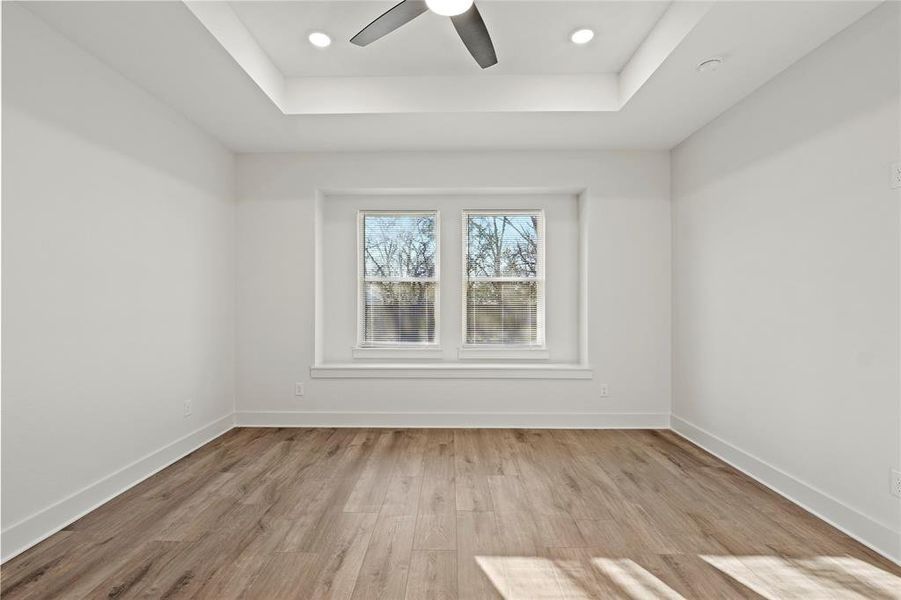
[1,0,899,598]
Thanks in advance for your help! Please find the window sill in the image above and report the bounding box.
[310,363,592,379]
[457,346,549,360]
[352,346,443,360]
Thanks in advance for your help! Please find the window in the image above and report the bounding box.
[463,211,545,346]
[316,193,590,376]
[358,211,439,346]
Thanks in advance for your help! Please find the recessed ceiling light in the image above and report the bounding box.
[425,0,473,17]
[697,57,723,72]
[308,31,331,48]
[570,29,594,45]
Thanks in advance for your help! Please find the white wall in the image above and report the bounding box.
[672,3,901,561]
[236,151,671,425]
[1,4,236,559]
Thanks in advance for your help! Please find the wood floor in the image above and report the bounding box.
[2,428,899,599]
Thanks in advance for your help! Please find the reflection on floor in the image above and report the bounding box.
[1,428,899,599]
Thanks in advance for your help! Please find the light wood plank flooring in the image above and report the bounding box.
[2,428,899,599]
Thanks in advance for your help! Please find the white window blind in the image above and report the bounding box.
[358,211,439,346]
[463,211,545,346]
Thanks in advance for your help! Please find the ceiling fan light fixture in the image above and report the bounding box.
[351,0,495,68]
[425,0,474,17]
[308,31,331,48]
[570,28,594,45]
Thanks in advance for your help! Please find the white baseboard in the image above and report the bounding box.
[0,413,235,563]
[671,415,901,566]
[235,410,670,429]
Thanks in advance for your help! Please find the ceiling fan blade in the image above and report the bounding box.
[450,3,497,68]
[350,0,428,46]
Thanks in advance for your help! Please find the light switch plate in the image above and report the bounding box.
[892,469,901,498]
[891,162,901,189]
[295,382,305,397]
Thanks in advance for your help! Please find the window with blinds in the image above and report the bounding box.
[359,211,439,346]
[463,211,545,346]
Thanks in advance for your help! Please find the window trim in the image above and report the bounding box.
[356,209,441,350]
[461,209,546,351]
[352,346,444,360]
[311,363,592,379]
[457,346,549,360]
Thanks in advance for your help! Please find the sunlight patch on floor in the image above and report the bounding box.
[476,555,687,599]
[701,555,901,599]
[592,558,686,599]
[475,553,900,599]
[476,556,561,599]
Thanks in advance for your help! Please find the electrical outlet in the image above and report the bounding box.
[599,384,609,398]
[295,382,305,397]
[183,398,192,417]
[892,162,901,189]
[892,469,901,498]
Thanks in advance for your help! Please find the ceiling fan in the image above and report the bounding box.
[350,0,497,69]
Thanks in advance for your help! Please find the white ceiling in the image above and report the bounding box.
[21,1,880,152]
[228,0,671,77]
